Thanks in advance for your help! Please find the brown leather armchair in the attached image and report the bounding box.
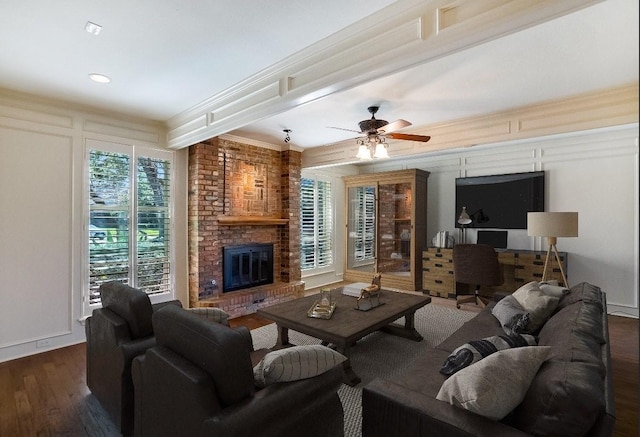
[85,281,182,436]
[132,304,345,437]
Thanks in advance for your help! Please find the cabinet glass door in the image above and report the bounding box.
[346,185,376,273]
[377,182,412,278]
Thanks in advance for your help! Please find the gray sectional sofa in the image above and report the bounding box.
[362,282,615,437]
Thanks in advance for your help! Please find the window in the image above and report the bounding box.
[353,186,376,262]
[85,140,173,311]
[300,176,333,271]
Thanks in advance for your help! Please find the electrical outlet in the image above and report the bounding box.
[36,338,52,348]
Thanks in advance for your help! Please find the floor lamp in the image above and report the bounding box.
[527,212,578,287]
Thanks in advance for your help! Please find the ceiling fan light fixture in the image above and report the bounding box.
[356,144,373,160]
[373,142,389,159]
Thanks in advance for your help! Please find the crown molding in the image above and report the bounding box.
[166,0,603,149]
[301,83,639,168]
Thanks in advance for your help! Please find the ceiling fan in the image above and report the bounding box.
[329,105,431,142]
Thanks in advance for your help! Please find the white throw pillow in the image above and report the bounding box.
[512,281,559,332]
[253,344,346,388]
[539,283,570,298]
[436,346,551,420]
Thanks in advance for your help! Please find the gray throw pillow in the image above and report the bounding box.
[491,295,530,335]
[513,282,559,332]
[440,333,537,376]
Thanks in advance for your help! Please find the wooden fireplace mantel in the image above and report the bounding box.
[217,216,289,226]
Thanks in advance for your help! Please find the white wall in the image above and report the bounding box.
[0,91,189,363]
[351,125,639,318]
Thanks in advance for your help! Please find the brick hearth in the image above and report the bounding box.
[188,137,302,317]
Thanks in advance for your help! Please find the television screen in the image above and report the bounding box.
[455,171,544,229]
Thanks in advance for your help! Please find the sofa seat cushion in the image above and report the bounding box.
[436,308,505,353]
[391,348,453,398]
[512,283,607,436]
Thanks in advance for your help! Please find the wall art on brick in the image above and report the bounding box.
[231,160,267,214]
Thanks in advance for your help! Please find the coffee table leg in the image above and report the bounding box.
[336,343,361,387]
[380,311,424,341]
[276,324,290,346]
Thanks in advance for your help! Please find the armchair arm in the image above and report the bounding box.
[152,300,183,312]
[199,366,343,437]
[186,307,229,326]
[363,379,531,437]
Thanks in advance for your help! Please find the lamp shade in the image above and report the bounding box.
[458,207,472,225]
[527,212,578,237]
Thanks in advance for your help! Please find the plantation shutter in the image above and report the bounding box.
[316,179,333,268]
[136,156,172,294]
[87,145,173,307]
[300,176,333,271]
[89,150,131,304]
[354,186,376,261]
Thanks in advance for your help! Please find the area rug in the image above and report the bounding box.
[250,303,477,437]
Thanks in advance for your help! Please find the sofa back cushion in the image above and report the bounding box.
[152,305,254,407]
[512,282,606,436]
[99,281,153,339]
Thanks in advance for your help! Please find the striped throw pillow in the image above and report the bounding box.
[253,345,346,388]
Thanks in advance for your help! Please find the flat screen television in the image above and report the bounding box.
[455,171,545,229]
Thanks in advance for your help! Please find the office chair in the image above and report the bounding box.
[453,243,504,309]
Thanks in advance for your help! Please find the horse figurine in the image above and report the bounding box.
[357,273,382,309]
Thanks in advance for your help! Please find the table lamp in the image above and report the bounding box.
[527,212,578,286]
[457,207,472,243]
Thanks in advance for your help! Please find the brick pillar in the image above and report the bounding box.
[281,149,302,282]
[188,138,222,307]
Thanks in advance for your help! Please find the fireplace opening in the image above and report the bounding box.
[223,243,274,293]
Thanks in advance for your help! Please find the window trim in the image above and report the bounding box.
[83,139,176,317]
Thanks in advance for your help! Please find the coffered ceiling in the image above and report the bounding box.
[0,0,637,151]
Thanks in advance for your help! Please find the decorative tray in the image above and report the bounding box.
[354,301,385,312]
[307,301,336,319]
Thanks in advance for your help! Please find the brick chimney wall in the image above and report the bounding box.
[188,137,304,316]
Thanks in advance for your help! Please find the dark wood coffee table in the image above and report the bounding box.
[256,289,431,386]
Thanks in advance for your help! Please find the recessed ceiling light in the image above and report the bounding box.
[85,21,102,35]
[89,73,111,83]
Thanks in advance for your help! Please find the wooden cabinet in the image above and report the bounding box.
[422,248,568,298]
[422,247,455,298]
[343,169,430,291]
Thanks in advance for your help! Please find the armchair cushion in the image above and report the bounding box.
[152,305,255,407]
[99,281,154,339]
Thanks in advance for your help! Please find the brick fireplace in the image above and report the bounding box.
[188,137,304,318]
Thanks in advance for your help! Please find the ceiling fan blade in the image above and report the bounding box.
[387,133,431,142]
[327,126,362,134]
[377,119,411,134]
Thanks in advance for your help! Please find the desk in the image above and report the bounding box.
[422,248,568,299]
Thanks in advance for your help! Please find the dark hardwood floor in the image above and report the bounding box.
[0,300,637,437]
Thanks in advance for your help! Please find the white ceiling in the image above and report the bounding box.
[1,0,637,150]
